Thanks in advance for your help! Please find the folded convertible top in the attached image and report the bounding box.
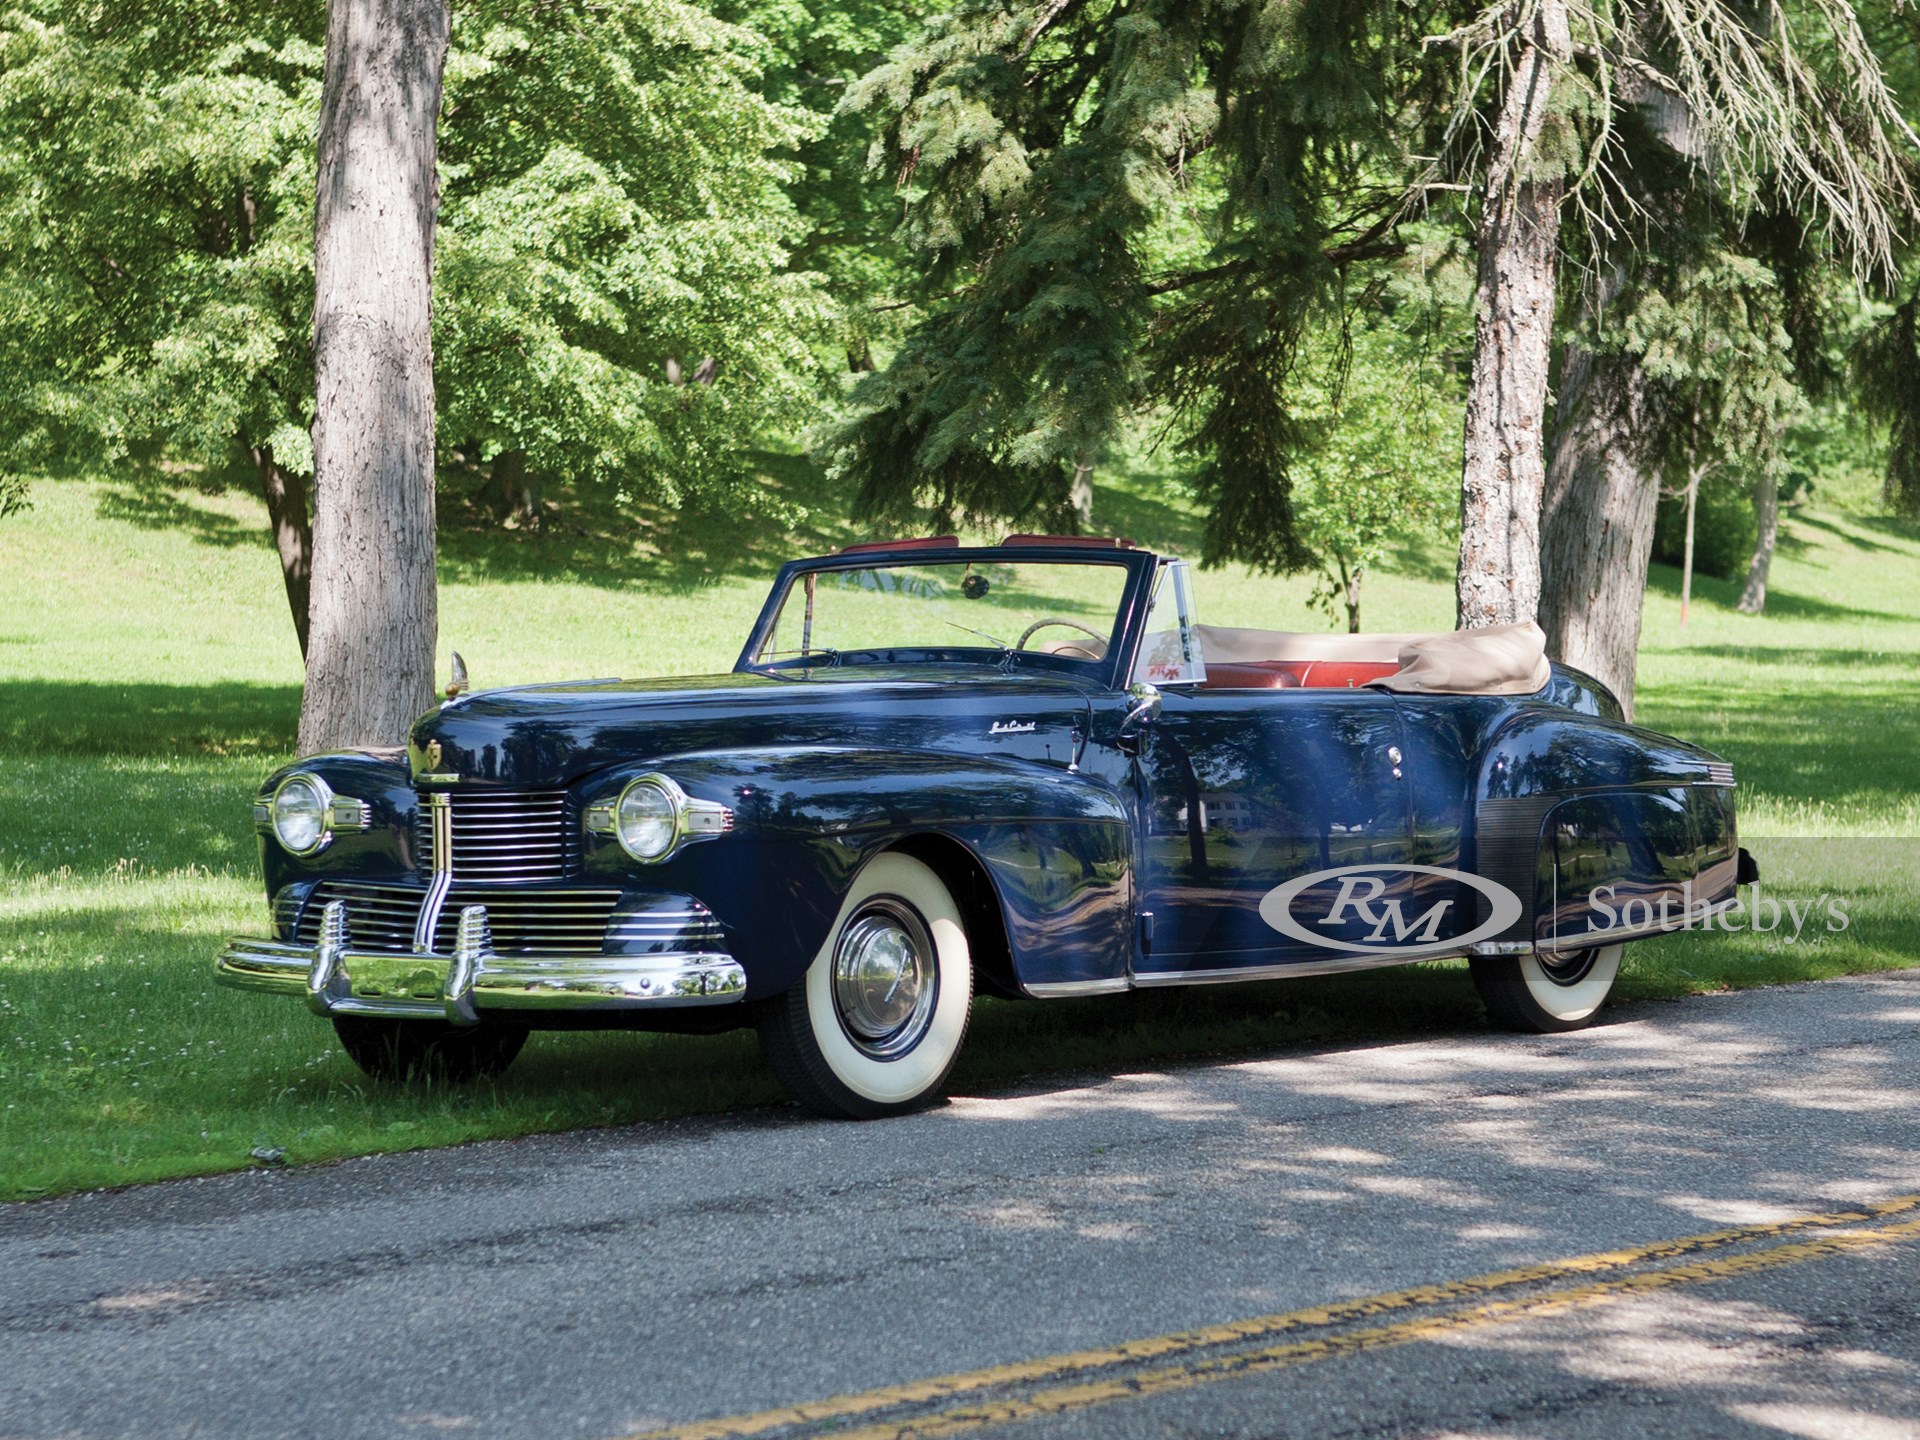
[1185,621,1551,696]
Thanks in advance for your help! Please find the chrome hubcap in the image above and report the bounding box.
[832,899,938,1058]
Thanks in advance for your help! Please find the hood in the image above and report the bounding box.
[407,665,1103,787]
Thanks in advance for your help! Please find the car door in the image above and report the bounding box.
[1131,686,1416,977]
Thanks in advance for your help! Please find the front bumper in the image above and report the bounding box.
[218,898,746,1022]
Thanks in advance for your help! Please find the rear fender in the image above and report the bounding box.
[1473,712,1739,949]
[578,748,1134,998]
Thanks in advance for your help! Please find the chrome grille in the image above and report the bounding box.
[606,903,726,954]
[430,889,621,954]
[296,881,620,956]
[298,882,427,952]
[414,789,574,882]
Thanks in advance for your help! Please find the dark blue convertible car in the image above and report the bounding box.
[219,537,1751,1116]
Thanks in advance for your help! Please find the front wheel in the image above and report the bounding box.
[332,1016,529,1083]
[1470,943,1623,1033]
[757,852,974,1119]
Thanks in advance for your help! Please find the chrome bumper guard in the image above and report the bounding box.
[217,900,747,1022]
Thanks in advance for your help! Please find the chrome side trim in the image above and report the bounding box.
[413,793,454,951]
[1132,952,1448,985]
[1024,978,1132,998]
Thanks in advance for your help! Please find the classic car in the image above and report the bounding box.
[218,536,1754,1117]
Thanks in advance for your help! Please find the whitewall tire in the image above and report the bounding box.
[756,852,974,1118]
[1470,943,1623,1033]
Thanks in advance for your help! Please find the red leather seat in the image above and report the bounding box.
[1201,659,1403,690]
[1295,661,1402,688]
[1202,662,1302,690]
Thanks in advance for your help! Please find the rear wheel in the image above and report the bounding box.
[332,1016,529,1083]
[757,852,974,1119]
[1470,944,1623,1033]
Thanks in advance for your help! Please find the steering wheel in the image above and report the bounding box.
[1015,617,1108,654]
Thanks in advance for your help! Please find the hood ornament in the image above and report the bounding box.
[444,651,469,702]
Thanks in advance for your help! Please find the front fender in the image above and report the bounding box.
[578,748,1135,998]
[256,751,418,901]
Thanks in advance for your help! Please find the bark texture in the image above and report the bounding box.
[1736,470,1779,614]
[1456,0,1572,629]
[1538,341,1658,716]
[301,0,449,753]
[249,440,314,659]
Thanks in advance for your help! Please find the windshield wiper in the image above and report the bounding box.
[944,620,1015,665]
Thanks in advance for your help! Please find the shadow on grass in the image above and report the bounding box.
[1795,509,1920,552]
[1635,672,1920,816]
[1643,562,1910,623]
[95,482,259,550]
[0,681,299,758]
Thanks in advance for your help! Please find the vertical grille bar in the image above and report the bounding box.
[414,792,454,950]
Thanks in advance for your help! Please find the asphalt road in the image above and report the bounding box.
[6,972,1920,1440]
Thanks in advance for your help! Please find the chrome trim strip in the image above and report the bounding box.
[1024,978,1132,998]
[1132,951,1453,986]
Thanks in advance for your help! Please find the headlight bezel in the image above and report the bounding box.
[270,772,333,856]
[256,771,372,857]
[586,772,734,864]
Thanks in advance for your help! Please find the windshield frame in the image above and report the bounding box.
[735,544,1163,691]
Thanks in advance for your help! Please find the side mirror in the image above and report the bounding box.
[1118,681,1162,750]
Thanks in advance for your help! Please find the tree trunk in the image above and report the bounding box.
[478,446,539,529]
[248,440,314,659]
[1679,468,1701,629]
[1455,0,1572,629]
[1068,458,1094,532]
[1736,469,1779,614]
[1538,313,1659,717]
[300,0,450,754]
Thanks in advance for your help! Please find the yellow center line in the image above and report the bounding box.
[822,1216,1920,1440]
[622,1193,1920,1440]
[825,1221,1920,1440]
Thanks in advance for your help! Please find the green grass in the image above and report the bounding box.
[1,460,1916,1201]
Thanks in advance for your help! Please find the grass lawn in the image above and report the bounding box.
[1,459,1916,1201]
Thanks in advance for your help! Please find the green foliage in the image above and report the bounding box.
[828,0,1408,562]
[1850,294,1920,518]
[0,0,837,514]
[1651,482,1757,580]
[826,0,1920,565]
[1287,312,1465,629]
[713,0,932,361]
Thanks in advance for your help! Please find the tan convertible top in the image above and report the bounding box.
[1188,620,1551,696]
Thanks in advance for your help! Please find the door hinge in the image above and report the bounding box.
[1138,911,1155,956]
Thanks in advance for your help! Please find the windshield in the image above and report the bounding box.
[751,559,1133,672]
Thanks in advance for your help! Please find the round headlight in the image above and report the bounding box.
[271,773,331,855]
[616,779,679,862]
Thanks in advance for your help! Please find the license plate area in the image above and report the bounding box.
[343,954,450,1002]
